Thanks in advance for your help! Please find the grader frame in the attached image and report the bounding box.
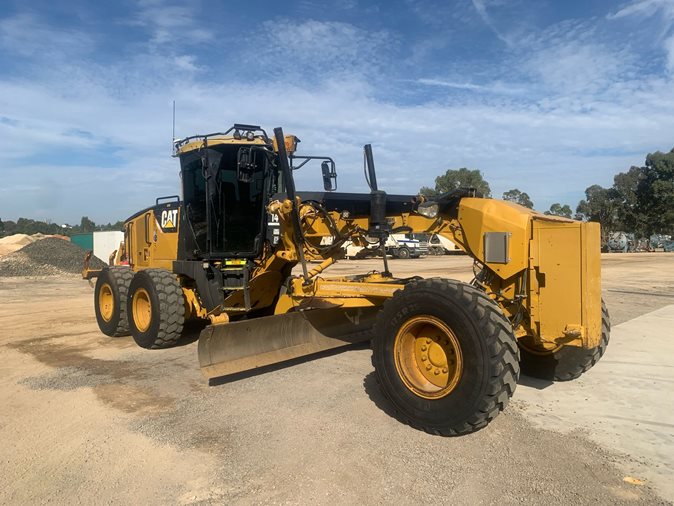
[85,124,607,436]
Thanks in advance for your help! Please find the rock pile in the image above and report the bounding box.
[0,237,106,277]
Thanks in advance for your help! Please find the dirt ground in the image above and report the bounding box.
[0,253,673,505]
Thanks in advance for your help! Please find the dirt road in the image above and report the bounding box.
[1,253,672,505]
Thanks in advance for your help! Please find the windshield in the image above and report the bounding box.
[180,145,270,258]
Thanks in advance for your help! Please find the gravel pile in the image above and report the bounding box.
[0,237,106,277]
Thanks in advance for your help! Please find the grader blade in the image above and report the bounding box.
[198,307,379,379]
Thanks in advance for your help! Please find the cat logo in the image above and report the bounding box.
[160,209,178,232]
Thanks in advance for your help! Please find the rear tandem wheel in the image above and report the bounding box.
[518,300,611,381]
[372,278,520,436]
[94,266,134,337]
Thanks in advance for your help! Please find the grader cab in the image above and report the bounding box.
[86,124,609,436]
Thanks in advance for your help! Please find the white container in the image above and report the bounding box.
[93,231,124,264]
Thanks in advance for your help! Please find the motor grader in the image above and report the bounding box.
[85,124,609,436]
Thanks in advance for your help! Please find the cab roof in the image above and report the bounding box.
[173,134,269,156]
[173,123,299,157]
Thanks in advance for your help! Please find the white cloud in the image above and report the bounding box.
[666,34,674,70]
[0,13,94,58]
[607,0,674,72]
[523,41,627,94]
[173,55,200,72]
[1,4,674,222]
[607,0,674,21]
[416,78,524,95]
[471,0,514,46]
[128,0,213,46]
[3,62,673,221]
[247,19,393,78]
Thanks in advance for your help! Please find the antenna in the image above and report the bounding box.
[172,100,176,152]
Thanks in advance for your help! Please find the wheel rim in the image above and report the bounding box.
[99,283,114,322]
[394,315,463,399]
[132,287,152,332]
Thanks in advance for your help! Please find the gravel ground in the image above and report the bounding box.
[0,254,672,504]
[0,237,105,277]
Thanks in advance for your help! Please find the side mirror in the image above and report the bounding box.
[321,161,337,191]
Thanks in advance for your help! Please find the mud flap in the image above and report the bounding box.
[198,307,380,379]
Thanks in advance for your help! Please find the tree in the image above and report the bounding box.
[502,189,534,209]
[576,185,619,237]
[0,215,125,237]
[639,148,674,235]
[545,203,573,218]
[612,165,647,236]
[8,217,62,235]
[80,216,96,233]
[420,168,491,197]
[2,220,16,236]
[99,220,125,232]
[583,148,674,237]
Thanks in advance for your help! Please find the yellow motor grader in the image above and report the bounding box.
[85,124,609,436]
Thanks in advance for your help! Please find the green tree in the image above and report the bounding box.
[545,203,573,218]
[612,165,647,236]
[0,218,4,236]
[2,220,16,236]
[10,217,62,235]
[639,148,674,235]
[99,220,125,231]
[576,185,619,235]
[592,148,674,237]
[420,168,491,197]
[80,216,96,233]
[502,189,534,209]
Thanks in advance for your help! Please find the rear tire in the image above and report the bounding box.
[94,267,134,337]
[372,278,519,436]
[127,269,185,349]
[519,301,610,381]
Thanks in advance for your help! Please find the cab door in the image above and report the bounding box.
[128,211,153,268]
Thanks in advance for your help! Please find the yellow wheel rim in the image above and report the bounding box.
[132,287,152,332]
[99,283,114,322]
[394,315,463,399]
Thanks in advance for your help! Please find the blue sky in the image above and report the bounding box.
[1,0,673,223]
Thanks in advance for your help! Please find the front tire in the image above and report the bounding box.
[372,278,519,436]
[94,267,134,337]
[519,301,610,381]
[127,269,185,349]
[396,247,411,259]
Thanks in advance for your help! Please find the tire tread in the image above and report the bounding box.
[373,277,520,436]
[129,268,185,349]
[106,267,134,336]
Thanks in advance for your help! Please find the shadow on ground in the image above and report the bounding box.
[362,369,554,427]
[517,374,554,389]
[362,371,406,425]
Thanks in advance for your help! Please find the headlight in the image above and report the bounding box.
[417,202,439,219]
